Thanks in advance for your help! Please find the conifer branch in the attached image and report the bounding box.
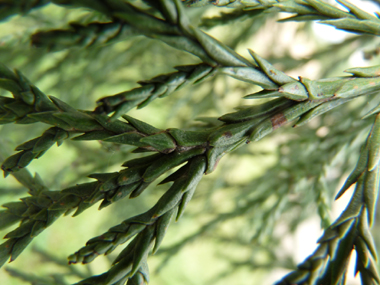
[1,127,70,176]
[51,0,217,65]
[48,0,380,119]
[0,158,165,268]
[1,1,379,283]
[94,63,216,119]
[0,63,58,125]
[0,83,356,279]
[0,91,363,280]
[68,156,206,284]
[0,0,50,21]
[0,181,100,267]
[2,61,378,176]
[0,152,189,268]
[97,58,380,121]
[276,113,380,285]
[0,172,47,230]
[155,113,371,272]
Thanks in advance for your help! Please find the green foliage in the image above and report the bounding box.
[0,0,380,284]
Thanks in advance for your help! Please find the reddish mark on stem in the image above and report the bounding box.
[271,113,287,130]
[223,131,233,138]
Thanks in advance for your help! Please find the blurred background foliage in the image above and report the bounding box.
[0,0,380,284]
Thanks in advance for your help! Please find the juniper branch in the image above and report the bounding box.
[94,40,380,120]
[94,63,216,119]
[51,0,217,65]
[1,1,379,284]
[9,154,187,282]
[66,156,206,285]
[0,63,58,125]
[2,62,377,175]
[0,154,182,269]
[28,0,275,118]
[276,113,380,285]
[0,51,287,173]
[0,153,48,197]
[0,181,100,267]
[62,106,361,281]
[2,39,379,178]
[0,172,47,230]
[49,2,244,65]
[1,127,71,176]
[0,56,317,131]
[1,92,210,174]
[49,0,380,120]
[0,84,355,281]
[155,111,370,272]
[0,83,376,284]
[2,0,375,125]
[0,156,163,268]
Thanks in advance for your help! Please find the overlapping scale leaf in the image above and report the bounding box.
[1,127,69,177]
[47,0,303,120]
[0,181,101,267]
[276,114,380,285]
[246,67,380,102]
[249,100,322,142]
[2,66,216,173]
[68,157,206,282]
[0,153,205,268]
[294,98,351,127]
[0,63,58,125]
[95,64,216,119]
